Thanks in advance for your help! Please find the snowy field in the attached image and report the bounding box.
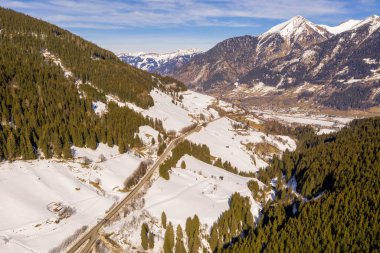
[187,117,296,173]
[252,109,352,127]
[144,155,262,227]
[251,108,353,134]
[0,144,142,253]
[104,155,263,253]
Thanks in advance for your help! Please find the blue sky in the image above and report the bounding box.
[1,0,379,53]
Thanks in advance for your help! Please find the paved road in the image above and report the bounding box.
[67,125,201,253]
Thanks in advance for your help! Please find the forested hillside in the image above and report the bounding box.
[213,117,379,252]
[0,8,183,161]
[0,8,158,107]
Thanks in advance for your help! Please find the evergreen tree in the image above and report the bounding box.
[163,222,175,253]
[161,211,167,229]
[247,180,260,200]
[181,160,186,169]
[148,232,155,249]
[186,215,201,253]
[210,226,219,252]
[175,224,187,253]
[62,142,72,159]
[140,222,149,250]
[6,131,17,160]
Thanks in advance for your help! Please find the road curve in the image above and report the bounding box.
[67,125,201,253]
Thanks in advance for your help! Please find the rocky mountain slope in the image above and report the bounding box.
[118,48,201,75]
[171,15,380,110]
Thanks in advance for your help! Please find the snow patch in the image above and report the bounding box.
[92,101,107,116]
[138,126,159,145]
[41,49,73,78]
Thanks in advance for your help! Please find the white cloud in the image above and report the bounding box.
[1,0,351,29]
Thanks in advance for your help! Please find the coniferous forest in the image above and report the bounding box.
[214,117,380,252]
[0,7,184,161]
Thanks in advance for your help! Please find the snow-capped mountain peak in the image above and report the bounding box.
[261,15,330,40]
[119,48,202,75]
[119,48,201,59]
[351,15,380,33]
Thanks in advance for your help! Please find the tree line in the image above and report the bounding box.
[159,140,211,180]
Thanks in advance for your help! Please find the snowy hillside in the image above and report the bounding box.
[187,117,296,173]
[103,155,264,252]
[0,144,143,252]
[107,88,237,133]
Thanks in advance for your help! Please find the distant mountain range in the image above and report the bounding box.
[118,48,201,75]
[121,15,380,110]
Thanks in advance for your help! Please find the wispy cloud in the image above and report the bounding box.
[1,0,353,29]
[1,0,377,53]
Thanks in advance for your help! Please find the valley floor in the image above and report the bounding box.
[0,88,355,253]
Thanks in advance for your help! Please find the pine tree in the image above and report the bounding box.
[161,211,167,229]
[181,160,186,169]
[148,232,155,249]
[62,142,72,159]
[210,225,219,252]
[186,215,201,253]
[6,131,17,160]
[140,222,149,250]
[175,224,187,253]
[163,222,175,253]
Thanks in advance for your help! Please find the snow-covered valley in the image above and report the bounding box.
[0,87,354,253]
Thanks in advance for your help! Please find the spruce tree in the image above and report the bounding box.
[62,142,72,159]
[161,211,167,229]
[140,222,149,250]
[148,232,154,249]
[175,224,187,253]
[163,222,175,253]
[186,215,201,253]
[210,225,219,252]
[6,131,17,160]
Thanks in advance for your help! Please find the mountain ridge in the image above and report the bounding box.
[118,48,202,75]
[169,15,380,110]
